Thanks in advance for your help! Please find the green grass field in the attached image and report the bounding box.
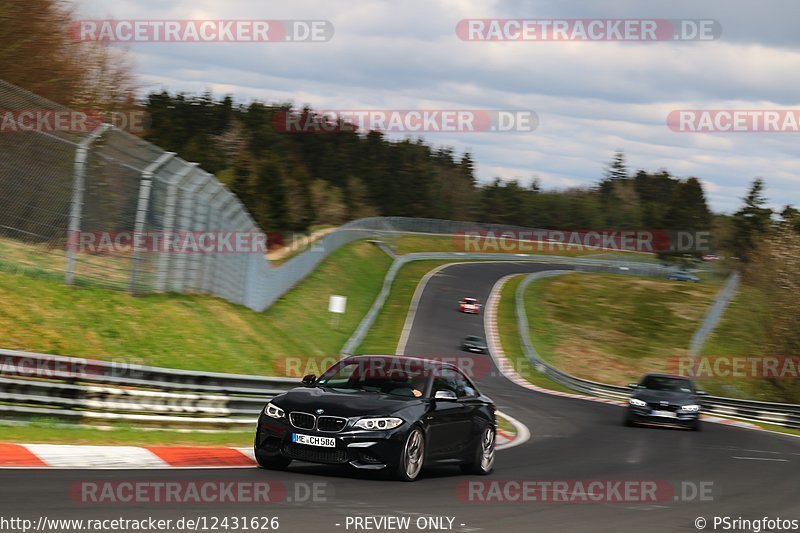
[518,272,791,402]
[496,275,573,393]
[0,419,254,446]
[521,273,723,386]
[697,286,797,402]
[0,240,392,375]
[357,260,454,354]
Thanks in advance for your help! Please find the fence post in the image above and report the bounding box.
[156,162,196,292]
[129,152,174,294]
[65,124,110,285]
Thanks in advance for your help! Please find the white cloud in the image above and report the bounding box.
[72,0,800,213]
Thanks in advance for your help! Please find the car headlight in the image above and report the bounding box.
[681,404,701,412]
[629,398,647,407]
[354,417,403,430]
[264,402,285,419]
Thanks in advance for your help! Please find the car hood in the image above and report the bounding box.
[632,389,696,405]
[273,386,424,417]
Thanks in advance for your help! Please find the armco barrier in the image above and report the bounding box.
[0,348,296,429]
[2,342,798,430]
[512,271,800,430]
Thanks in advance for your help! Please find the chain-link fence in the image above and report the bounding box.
[0,79,265,304]
[1,80,681,313]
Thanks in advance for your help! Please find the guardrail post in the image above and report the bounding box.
[129,152,174,294]
[65,124,110,285]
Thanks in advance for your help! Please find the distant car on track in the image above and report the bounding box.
[255,355,496,481]
[462,335,488,353]
[668,271,700,282]
[459,297,481,314]
[625,373,706,431]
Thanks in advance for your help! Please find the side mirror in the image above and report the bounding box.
[627,383,639,389]
[434,390,458,401]
[301,374,317,386]
[695,390,708,396]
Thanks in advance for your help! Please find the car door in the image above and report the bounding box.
[426,369,474,459]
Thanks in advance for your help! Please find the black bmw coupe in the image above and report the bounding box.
[625,373,706,430]
[255,355,497,481]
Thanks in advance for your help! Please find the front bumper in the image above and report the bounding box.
[255,415,410,470]
[628,406,699,427]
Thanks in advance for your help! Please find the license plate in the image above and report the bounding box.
[292,434,336,447]
[652,410,676,418]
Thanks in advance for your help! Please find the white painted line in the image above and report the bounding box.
[731,456,789,462]
[495,410,530,450]
[396,260,518,355]
[736,448,783,454]
[396,263,452,355]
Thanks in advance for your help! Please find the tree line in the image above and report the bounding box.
[143,93,722,241]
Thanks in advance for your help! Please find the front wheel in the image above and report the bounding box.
[461,426,495,475]
[255,450,292,470]
[396,427,425,481]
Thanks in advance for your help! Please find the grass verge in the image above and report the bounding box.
[357,260,456,354]
[0,420,254,447]
[697,285,795,402]
[0,241,392,375]
[496,275,573,393]
[522,273,723,386]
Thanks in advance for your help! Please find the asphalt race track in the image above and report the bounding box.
[1,262,798,533]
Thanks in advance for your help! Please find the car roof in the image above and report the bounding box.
[641,372,692,381]
[342,354,458,371]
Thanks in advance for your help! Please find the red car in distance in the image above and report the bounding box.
[459,297,481,314]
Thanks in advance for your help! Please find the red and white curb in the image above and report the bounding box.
[0,443,258,469]
[483,274,763,432]
[0,431,518,469]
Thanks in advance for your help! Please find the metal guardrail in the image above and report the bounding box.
[514,272,800,430]
[689,271,740,357]
[341,251,672,355]
[1,252,794,431]
[0,348,297,428]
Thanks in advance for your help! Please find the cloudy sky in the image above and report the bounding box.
[74,0,799,213]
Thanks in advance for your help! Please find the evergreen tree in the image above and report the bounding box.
[732,178,773,261]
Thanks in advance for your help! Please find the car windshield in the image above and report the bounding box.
[465,336,484,342]
[463,298,476,303]
[316,359,430,398]
[641,376,693,393]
